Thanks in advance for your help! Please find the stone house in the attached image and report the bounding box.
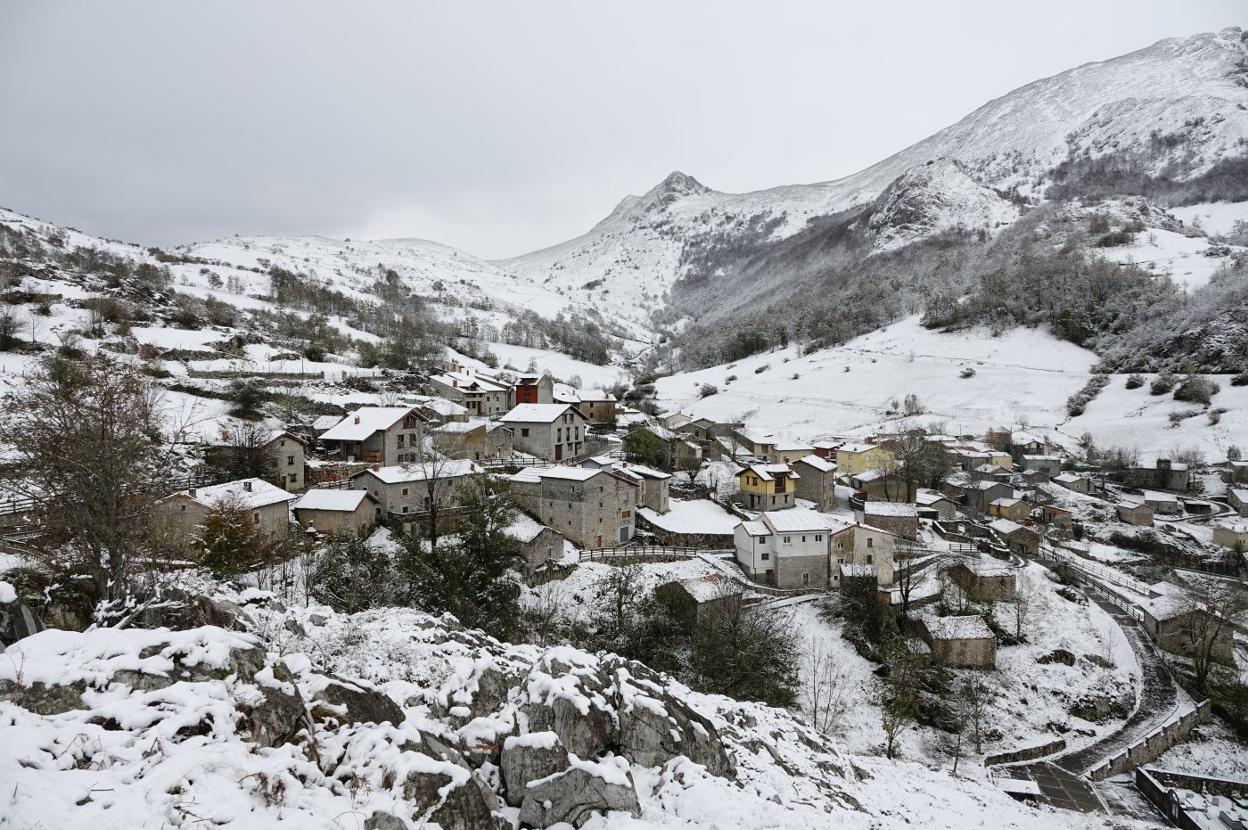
[431,419,513,461]
[988,497,1030,523]
[349,460,483,529]
[154,478,295,546]
[1021,455,1063,477]
[1117,501,1155,526]
[947,559,1016,601]
[921,615,997,668]
[972,463,1012,483]
[1124,459,1191,492]
[576,389,618,427]
[847,468,891,500]
[292,489,378,538]
[828,523,896,589]
[501,403,588,462]
[1212,521,1248,551]
[1053,472,1092,494]
[676,417,719,444]
[429,369,512,418]
[861,501,919,540]
[834,443,894,477]
[736,463,800,511]
[503,513,565,567]
[618,464,670,513]
[509,465,638,548]
[208,428,307,492]
[1225,461,1248,485]
[770,442,815,465]
[1141,595,1235,666]
[513,373,555,405]
[263,430,307,491]
[916,488,956,520]
[1143,490,1182,515]
[968,480,1015,516]
[988,518,1040,556]
[792,454,838,510]
[629,424,702,471]
[1228,487,1248,517]
[319,407,429,466]
[655,576,743,630]
[1039,504,1074,529]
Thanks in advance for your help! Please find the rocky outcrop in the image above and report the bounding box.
[311,675,405,726]
[517,761,641,828]
[500,732,570,807]
[0,679,86,714]
[0,587,44,648]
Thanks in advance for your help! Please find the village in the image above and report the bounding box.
[2,347,1243,824]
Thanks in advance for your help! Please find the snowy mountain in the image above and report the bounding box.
[497,27,1248,326]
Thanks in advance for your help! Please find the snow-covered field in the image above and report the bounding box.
[1170,200,1248,239]
[1096,226,1244,291]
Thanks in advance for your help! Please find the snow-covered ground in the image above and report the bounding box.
[1170,201,1248,239]
[1095,227,1243,291]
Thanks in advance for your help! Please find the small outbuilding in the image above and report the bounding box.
[292,489,378,538]
[988,518,1039,556]
[1117,501,1154,526]
[1212,521,1248,551]
[861,501,919,540]
[921,615,997,668]
[656,575,744,630]
[947,559,1017,602]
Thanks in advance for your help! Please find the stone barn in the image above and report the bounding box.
[921,615,997,668]
[655,575,744,630]
[861,501,919,540]
[292,489,378,538]
[947,559,1017,602]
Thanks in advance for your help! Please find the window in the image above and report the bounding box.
[761,552,770,561]
[866,554,873,564]
[801,535,806,543]
[252,512,260,524]
[287,455,295,466]
[866,538,874,548]
[802,572,810,587]
[815,534,822,541]
[783,536,791,544]
[521,428,530,437]
[402,487,409,496]
[837,557,845,564]
[288,473,297,483]
[402,506,409,513]
[397,435,405,448]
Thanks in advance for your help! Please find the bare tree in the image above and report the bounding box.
[883,430,952,502]
[802,637,851,734]
[879,641,922,759]
[1011,569,1042,641]
[722,408,760,462]
[402,425,467,550]
[961,673,992,754]
[26,308,44,345]
[0,305,18,349]
[1175,574,1246,693]
[0,354,166,615]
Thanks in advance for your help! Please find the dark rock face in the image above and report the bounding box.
[311,676,405,726]
[518,765,641,828]
[1070,688,1135,723]
[1038,649,1076,666]
[0,679,87,714]
[0,594,44,648]
[133,590,250,632]
[500,734,570,807]
[401,767,497,830]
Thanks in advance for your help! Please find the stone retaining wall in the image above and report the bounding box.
[983,738,1066,767]
[1087,701,1211,781]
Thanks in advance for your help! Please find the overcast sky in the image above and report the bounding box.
[1,2,1242,258]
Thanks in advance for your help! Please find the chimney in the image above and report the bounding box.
[354,414,361,424]
[243,481,252,492]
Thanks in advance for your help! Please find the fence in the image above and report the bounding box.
[580,545,731,563]
[0,471,232,517]
[1085,700,1212,781]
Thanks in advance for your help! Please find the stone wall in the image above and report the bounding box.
[983,738,1066,767]
[1087,701,1211,781]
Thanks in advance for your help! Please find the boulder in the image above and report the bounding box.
[0,679,87,714]
[0,591,44,648]
[521,693,615,760]
[402,768,497,830]
[1070,688,1134,723]
[500,732,570,807]
[244,664,309,748]
[617,688,733,778]
[132,589,249,632]
[518,763,641,828]
[364,812,408,830]
[311,675,405,726]
[1037,649,1076,666]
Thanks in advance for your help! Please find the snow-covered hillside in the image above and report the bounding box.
[654,315,1247,462]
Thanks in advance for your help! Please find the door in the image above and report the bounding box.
[555,444,563,461]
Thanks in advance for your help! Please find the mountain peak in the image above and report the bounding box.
[644,170,709,200]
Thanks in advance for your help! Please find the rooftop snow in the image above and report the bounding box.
[293,489,373,512]
[639,500,739,535]
[320,407,418,441]
[864,502,918,517]
[795,455,836,473]
[356,460,482,484]
[177,478,295,510]
[926,615,994,640]
[762,508,851,534]
[500,403,577,423]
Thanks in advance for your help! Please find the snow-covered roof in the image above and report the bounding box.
[988,517,1027,536]
[925,615,994,640]
[762,508,851,534]
[433,419,486,434]
[356,460,482,484]
[1231,487,1248,501]
[431,370,511,393]
[976,479,1010,491]
[500,403,578,424]
[915,489,950,506]
[794,454,836,473]
[990,497,1023,507]
[1217,520,1248,534]
[739,463,799,482]
[957,558,1014,578]
[851,469,886,483]
[622,463,670,480]
[320,407,418,441]
[1142,489,1179,503]
[511,465,601,483]
[416,395,470,416]
[311,414,342,431]
[639,500,738,535]
[837,443,881,454]
[670,574,742,603]
[293,489,373,512]
[1053,472,1085,483]
[740,520,769,537]
[578,388,617,403]
[864,501,918,517]
[177,478,295,510]
[503,513,549,543]
[1022,454,1061,462]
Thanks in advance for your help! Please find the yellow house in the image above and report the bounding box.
[988,452,1013,470]
[770,443,815,464]
[737,463,800,511]
[835,443,894,477]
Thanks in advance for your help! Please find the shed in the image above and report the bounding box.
[292,489,378,538]
[656,575,744,630]
[921,615,996,668]
[1117,501,1154,526]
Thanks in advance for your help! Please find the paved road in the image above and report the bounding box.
[1052,592,1183,776]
